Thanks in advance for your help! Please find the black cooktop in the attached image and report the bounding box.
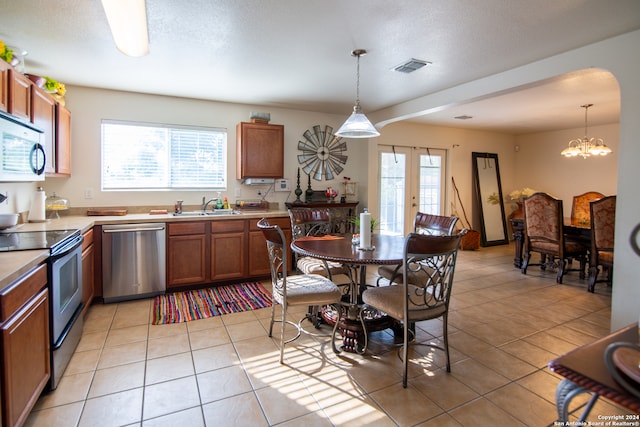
[0,229,81,253]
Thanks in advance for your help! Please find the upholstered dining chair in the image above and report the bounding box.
[571,191,605,224]
[377,212,459,285]
[257,218,342,363]
[288,208,352,282]
[588,195,616,293]
[521,192,588,283]
[363,231,465,387]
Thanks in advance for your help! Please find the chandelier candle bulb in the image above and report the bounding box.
[359,209,372,250]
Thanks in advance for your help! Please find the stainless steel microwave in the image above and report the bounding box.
[0,110,45,182]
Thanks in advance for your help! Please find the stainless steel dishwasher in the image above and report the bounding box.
[102,223,166,303]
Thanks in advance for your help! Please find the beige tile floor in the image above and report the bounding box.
[26,243,634,427]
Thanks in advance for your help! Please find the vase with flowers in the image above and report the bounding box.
[43,76,67,106]
[0,40,17,66]
[508,187,536,219]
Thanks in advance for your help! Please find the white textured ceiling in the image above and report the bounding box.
[0,0,637,133]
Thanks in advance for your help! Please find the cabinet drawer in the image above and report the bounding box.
[82,228,94,250]
[0,264,47,322]
[168,221,206,236]
[211,220,246,233]
[249,217,290,231]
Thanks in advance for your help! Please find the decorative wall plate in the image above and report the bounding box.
[297,125,347,181]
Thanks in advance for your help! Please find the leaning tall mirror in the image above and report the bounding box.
[472,152,509,246]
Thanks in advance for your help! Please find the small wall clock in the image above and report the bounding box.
[297,125,347,181]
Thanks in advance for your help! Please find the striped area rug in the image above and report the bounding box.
[152,282,272,325]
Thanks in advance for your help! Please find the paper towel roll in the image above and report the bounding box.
[359,209,372,249]
[28,187,47,223]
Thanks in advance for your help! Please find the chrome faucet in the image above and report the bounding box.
[201,196,218,211]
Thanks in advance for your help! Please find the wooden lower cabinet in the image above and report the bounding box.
[248,217,291,277]
[166,216,290,287]
[0,264,49,427]
[167,222,207,288]
[81,228,95,317]
[210,220,246,281]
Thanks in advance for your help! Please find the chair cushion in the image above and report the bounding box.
[273,274,341,306]
[296,257,348,277]
[597,250,614,265]
[377,264,428,286]
[362,284,446,322]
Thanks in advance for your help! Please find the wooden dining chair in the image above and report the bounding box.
[571,191,605,224]
[257,218,342,363]
[377,212,459,285]
[521,192,588,283]
[588,196,616,292]
[363,231,465,387]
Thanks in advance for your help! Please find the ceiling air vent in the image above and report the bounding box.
[393,58,430,74]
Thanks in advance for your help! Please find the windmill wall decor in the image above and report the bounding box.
[297,125,348,181]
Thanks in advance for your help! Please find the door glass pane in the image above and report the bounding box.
[418,153,442,214]
[379,152,406,235]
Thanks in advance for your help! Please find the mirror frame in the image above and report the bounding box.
[472,152,509,246]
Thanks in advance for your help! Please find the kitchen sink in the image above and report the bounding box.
[172,209,240,216]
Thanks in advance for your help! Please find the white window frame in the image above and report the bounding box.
[101,119,227,191]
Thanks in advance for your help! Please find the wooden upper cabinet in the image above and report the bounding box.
[7,69,31,121]
[236,122,284,179]
[0,60,8,112]
[31,86,56,174]
[54,104,71,176]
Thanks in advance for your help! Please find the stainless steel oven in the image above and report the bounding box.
[0,229,83,390]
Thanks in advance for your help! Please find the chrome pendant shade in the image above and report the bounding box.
[335,49,380,139]
[561,104,612,159]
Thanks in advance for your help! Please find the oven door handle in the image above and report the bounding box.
[103,226,166,233]
[50,234,84,259]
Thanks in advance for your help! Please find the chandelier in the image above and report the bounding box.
[335,49,380,139]
[560,104,612,159]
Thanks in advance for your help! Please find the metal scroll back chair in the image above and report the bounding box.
[521,192,588,283]
[377,213,459,285]
[571,191,604,224]
[257,218,342,364]
[288,208,352,282]
[363,231,465,387]
[588,195,616,292]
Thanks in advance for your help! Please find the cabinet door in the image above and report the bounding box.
[54,104,71,176]
[1,288,50,427]
[32,87,56,174]
[8,70,31,120]
[210,220,246,281]
[81,229,95,317]
[236,122,284,179]
[210,232,246,280]
[248,217,291,277]
[167,234,207,287]
[0,60,8,112]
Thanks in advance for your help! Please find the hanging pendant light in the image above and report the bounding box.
[335,49,380,139]
[561,104,612,159]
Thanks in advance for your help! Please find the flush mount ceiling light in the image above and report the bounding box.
[335,49,380,139]
[101,0,149,57]
[560,104,612,159]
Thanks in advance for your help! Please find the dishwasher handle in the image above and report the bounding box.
[103,225,166,233]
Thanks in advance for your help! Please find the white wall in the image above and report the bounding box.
[514,123,619,206]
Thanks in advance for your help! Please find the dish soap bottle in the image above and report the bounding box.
[223,196,229,209]
[215,192,223,209]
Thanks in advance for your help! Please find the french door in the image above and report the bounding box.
[378,146,447,236]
